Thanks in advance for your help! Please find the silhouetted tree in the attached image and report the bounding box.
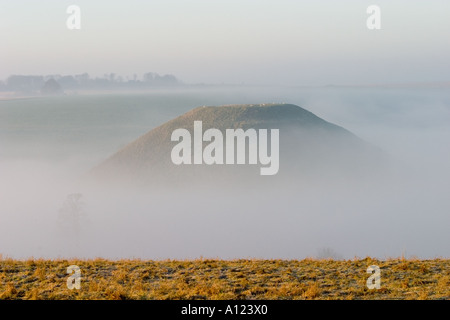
[57,193,87,237]
[59,75,78,89]
[41,79,63,95]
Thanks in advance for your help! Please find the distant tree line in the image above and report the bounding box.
[0,72,181,94]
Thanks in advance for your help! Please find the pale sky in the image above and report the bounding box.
[1,0,449,85]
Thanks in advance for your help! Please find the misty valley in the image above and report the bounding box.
[0,86,449,260]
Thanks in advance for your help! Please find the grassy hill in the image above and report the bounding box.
[90,103,379,186]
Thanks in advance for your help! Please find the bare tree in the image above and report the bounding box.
[57,193,87,237]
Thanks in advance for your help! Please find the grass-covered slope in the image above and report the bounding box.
[90,103,378,185]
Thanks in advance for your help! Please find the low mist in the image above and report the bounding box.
[1,86,449,260]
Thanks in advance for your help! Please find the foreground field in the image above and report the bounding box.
[0,258,448,300]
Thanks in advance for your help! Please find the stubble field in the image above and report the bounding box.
[0,257,448,300]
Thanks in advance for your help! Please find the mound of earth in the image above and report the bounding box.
[90,103,381,187]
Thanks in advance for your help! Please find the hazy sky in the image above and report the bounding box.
[1,0,450,85]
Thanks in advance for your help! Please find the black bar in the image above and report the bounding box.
[0,300,445,319]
